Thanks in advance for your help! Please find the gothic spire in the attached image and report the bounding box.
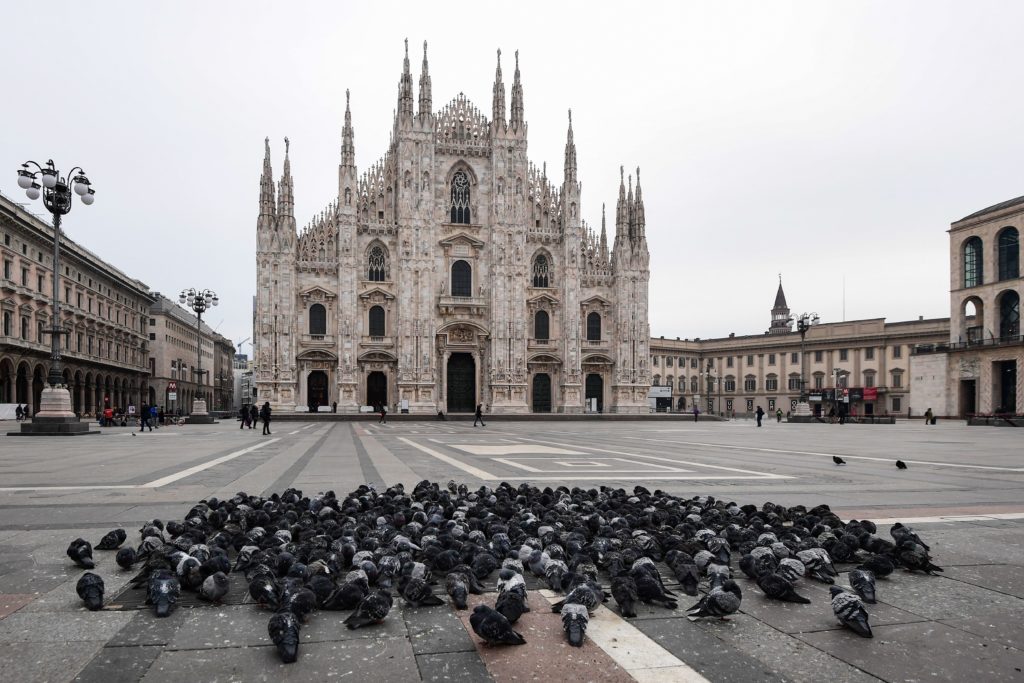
[510,49,524,132]
[341,89,355,169]
[418,40,431,118]
[634,166,645,238]
[277,136,294,219]
[397,38,414,119]
[769,275,793,334]
[600,202,609,259]
[492,48,506,127]
[564,109,577,183]
[259,137,277,233]
[626,172,635,240]
[616,165,627,234]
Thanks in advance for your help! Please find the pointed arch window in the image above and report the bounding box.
[450,171,471,224]
[532,254,550,287]
[997,228,1019,281]
[309,304,326,336]
[368,305,386,337]
[586,312,601,341]
[963,236,983,288]
[534,310,550,341]
[451,260,472,297]
[367,245,387,281]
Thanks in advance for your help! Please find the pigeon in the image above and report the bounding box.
[633,568,678,609]
[857,554,895,579]
[95,529,127,550]
[66,538,95,569]
[322,580,368,611]
[890,523,930,552]
[283,584,317,623]
[268,611,301,663]
[687,579,742,620]
[248,573,281,610]
[897,542,943,575]
[115,547,137,570]
[611,575,639,618]
[344,590,393,630]
[756,572,811,604]
[551,581,603,614]
[777,558,806,584]
[832,456,846,466]
[848,569,877,604]
[147,569,180,618]
[199,571,230,603]
[469,604,526,646]
[830,586,872,638]
[895,460,907,470]
[400,576,444,608]
[561,603,590,647]
[496,588,528,623]
[76,572,105,611]
[445,572,469,610]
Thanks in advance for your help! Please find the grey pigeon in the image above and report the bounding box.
[544,559,568,592]
[95,528,127,550]
[66,538,94,569]
[857,554,895,578]
[322,580,368,611]
[248,573,281,610]
[833,456,846,465]
[777,558,806,584]
[76,572,104,611]
[469,604,526,645]
[687,579,742,620]
[830,586,872,637]
[199,571,229,603]
[445,572,469,610]
[895,460,907,470]
[890,523,930,552]
[756,572,811,604]
[147,569,180,618]
[611,575,639,617]
[495,589,528,623]
[401,576,444,607]
[897,542,943,575]
[848,569,877,603]
[344,590,392,629]
[561,603,589,647]
[551,581,603,614]
[115,547,137,570]
[268,611,301,663]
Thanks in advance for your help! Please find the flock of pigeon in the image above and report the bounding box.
[65,480,942,663]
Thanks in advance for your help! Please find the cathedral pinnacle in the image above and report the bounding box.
[341,89,355,169]
[418,40,432,118]
[616,165,627,234]
[627,172,635,239]
[397,38,414,119]
[600,203,609,259]
[492,48,506,127]
[564,108,577,183]
[510,49,524,132]
[259,136,276,222]
[278,136,294,220]
[634,166,645,239]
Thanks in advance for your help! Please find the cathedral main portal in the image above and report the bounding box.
[447,353,475,413]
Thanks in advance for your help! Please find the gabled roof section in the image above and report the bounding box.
[357,287,396,301]
[527,292,560,306]
[439,232,485,248]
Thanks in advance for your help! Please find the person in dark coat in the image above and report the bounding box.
[473,403,485,427]
[14,404,23,421]
[378,404,387,424]
[249,404,258,429]
[139,403,152,432]
[259,402,272,435]
[239,405,248,429]
[755,406,764,427]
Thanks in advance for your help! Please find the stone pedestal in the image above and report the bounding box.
[184,398,216,424]
[787,400,818,423]
[8,386,98,436]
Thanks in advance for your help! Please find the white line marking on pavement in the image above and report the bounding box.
[539,590,710,683]
[853,512,1024,525]
[397,437,497,480]
[289,429,302,434]
[141,439,280,487]
[530,439,792,479]
[0,485,141,491]
[626,437,1024,472]
[491,457,543,472]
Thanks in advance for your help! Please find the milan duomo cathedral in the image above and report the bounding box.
[253,41,651,414]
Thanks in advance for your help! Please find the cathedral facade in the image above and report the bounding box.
[253,41,651,414]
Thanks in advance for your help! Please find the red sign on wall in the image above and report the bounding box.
[863,387,878,400]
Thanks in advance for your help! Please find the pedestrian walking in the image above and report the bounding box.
[378,404,387,424]
[249,404,258,429]
[158,407,165,426]
[239,405,248,429]
[755,406,764,427]
[924,408,934,425]
[103,406,114,428]
[776,408,783,423]
[150,404,159,429]
[473,403,486,427]
[693,406,700,422]
[139,402,153,432]
[260,401,272,435]
[14,404,23,421]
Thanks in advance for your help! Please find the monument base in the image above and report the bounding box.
[8,387,99,436]
[184,398,217,424]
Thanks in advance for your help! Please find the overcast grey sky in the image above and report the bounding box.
[4,1,1023,352]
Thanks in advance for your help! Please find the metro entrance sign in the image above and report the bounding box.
[167,381,177,402]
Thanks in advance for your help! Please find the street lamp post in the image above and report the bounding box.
[792,312,819,419]
[179,288,218,423]
[703,361,717,417]
[9,160,97,436]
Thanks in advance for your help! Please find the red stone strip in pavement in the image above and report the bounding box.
[456,590,635,683]
[0,594,34,620]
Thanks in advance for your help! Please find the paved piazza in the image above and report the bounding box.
[0,418,1022,682]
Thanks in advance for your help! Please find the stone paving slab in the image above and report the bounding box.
[0,564,70,595]
[943,564,1024,599]
[794,621,1024,683]
[0,593,33,619]
[403,602,479,654]
[866,572,1024,621]
[141,638,419,682]
[0,641,104,683]
[416,650,495,682]
[0,610,133,643]
[72,645,162,683]
[938,611,1024,652]
[106,611,187,647]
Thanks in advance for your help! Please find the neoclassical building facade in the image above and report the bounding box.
[254,42,651,414]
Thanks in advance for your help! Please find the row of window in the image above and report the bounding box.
[962,227,1019,288]
[362,245,556,291]
[652,346,902,368]
[1,311,142,364]
[653,369,904,393]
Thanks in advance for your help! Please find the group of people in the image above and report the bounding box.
[239,402,273,435]
[13,404,30,421]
